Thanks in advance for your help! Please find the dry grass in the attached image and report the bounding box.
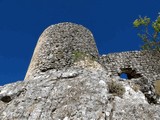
[154,80,160,96]
[108,80,125,97]
[132,84,140,92]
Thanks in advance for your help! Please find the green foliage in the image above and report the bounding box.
[133,16,150,27]
[133,14,160,51]
[108,80,125,97]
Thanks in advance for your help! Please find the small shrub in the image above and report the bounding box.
[154,80,160,96]
[108,80,125,97]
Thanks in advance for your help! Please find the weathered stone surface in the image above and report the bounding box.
[100,50,160,103]
[100,50,160,80]
[0,22,160,119]
[1,58,160,120]
[25,22,99,80]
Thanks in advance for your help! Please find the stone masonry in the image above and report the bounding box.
[25,22,160,82]
[100,50,160,103]
[25,22,99,80]
[101,50,160,81]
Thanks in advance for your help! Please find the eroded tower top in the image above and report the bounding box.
[25,22,99,80]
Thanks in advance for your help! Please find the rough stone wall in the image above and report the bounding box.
[25,22,160,83]
[25,22,99,80]
[100,50,160,103]
[100,50,160,81]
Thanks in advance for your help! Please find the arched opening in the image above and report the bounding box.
[119,68,142,80]
[120,73,128,79]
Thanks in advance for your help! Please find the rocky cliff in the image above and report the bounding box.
[0,22,160,120]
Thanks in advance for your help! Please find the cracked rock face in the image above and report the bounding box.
[1,59,160,120]
[25,22,99,80]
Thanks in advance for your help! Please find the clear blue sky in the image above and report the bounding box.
[0,0,159,85]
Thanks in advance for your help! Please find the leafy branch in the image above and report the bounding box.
[133,14,160,51]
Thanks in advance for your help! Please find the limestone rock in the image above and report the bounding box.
[0,22,160,120]
[1,58,160,120]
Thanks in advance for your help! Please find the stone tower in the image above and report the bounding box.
[25,22,99,80]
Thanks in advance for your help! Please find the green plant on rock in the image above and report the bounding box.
[72,51,87,62]
[72,51,97,62]
[133,14,160,51]
[108,80,125,97]
[154,80,160,96]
